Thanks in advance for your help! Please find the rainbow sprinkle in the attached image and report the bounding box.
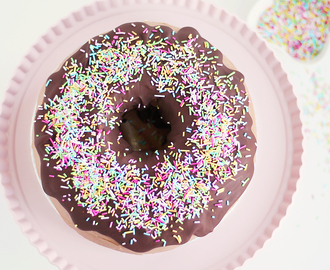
[257,0,330,60]
[35,23,254,247]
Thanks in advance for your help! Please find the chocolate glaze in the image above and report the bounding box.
[34,22,257,252]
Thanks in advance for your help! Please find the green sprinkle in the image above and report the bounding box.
[242,178,250,186]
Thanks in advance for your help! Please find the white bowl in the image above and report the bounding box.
[247,0,330,66]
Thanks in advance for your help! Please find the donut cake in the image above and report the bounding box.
[34,22,257,253]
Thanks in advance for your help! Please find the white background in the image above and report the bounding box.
[1,0,330,269]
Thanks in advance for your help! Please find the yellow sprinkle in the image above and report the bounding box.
[173,234,182,244]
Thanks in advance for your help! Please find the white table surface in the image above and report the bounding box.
[1,0,329,269]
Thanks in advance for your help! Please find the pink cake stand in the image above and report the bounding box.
[0,0,303,269]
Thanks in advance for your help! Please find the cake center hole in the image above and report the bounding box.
[119,102,171,152]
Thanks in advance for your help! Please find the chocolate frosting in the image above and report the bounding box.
[34,22,256,252]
